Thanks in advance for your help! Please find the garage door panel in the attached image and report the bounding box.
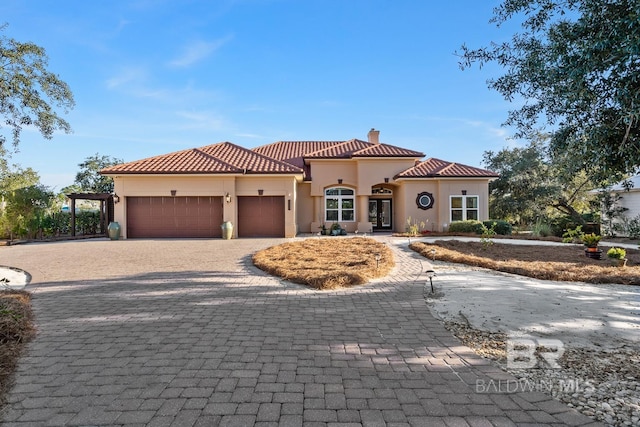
[238,196,285,238]
[127,196,223,238]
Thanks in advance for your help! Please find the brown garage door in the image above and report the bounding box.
[127,196,223,238]
[238,196,285,237]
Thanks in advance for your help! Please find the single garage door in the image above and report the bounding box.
[127,196,223,238]
[237,196,285,237]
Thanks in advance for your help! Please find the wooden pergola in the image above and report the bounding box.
[66,193,115,237]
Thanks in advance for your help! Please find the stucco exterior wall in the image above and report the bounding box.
[112,174,298,238]
[295,183,314,234]
[356,159,416,194]
[396,178,491,232]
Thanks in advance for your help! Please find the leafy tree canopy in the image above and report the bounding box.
[483,134,597,225]
[75,154,122,193]
[0,23,74,153]
[0,158,40,196]
[459,0,640,183]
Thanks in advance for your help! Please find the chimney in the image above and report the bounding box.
[367,128,380,144]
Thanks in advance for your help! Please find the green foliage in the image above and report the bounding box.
[2,184,53,239]
[483,220,511,235]
[459,1,640,182]
[619,214,640,239]
[562,225,584,244]
[480,222,497,247]
[581,233,601,248]
[606,247,626,260]
[531,220,553,238]
[0,24,74,151]
[482,137,598,227]
[599,188,629,237]
[405,216,427,236]
[75,154,122,193]
[448,220,484,234]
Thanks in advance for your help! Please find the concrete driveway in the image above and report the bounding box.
[0,237,600,426]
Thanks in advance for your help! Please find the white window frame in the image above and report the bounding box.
[450,195,479,222]
[325,187,355,222]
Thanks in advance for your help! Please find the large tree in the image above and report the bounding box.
[0,24,74,152]
[458,0,640,182]
[483,135,597,226]
[75,154,122,193]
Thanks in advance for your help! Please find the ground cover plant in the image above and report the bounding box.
[410,240,640,285]
[0,290,35,408]
[253,237,394,290]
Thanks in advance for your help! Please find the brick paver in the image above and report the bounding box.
[0,237,601,426]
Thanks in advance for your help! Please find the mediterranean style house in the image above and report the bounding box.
[100,129,499,239]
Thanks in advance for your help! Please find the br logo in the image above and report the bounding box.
[506,337,564,369]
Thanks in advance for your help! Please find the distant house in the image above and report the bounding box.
[100,129,499,239]
[600,175,640,236]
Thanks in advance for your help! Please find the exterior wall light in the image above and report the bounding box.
[258,189,264,196]
[113,194,120,204]
[384,177,389,183]
[225,193,231,203]
[462,190,467,195]
[170,190,177,196]
[338,179,343,184]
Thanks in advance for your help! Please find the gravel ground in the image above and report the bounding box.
[444,321,640,427]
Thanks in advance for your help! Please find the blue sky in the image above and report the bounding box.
[1,0,520,191]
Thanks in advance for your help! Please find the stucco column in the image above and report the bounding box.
[311,195,322,233]
[357,195,372,233]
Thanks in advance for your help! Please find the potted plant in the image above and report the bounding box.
[581,233,601,249]
[330,222,342,236]
[606,247,627,267]
[319,224,328,235]
[582,233,602,259]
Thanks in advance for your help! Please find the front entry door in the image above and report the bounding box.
[369,199,392,230]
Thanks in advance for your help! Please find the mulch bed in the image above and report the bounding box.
[253,237,394,290]
[0,290,35,408]
[410,240,640,285]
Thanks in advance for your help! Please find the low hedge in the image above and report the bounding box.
[448,219,512,235]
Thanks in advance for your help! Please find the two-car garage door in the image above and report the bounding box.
[127,196,223,238]
[126,195,285,238]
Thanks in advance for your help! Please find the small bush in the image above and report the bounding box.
[531,220,553,237]
[562,225,584,243]
[448,220,484,234]
[483,220,512,235]
[607,247,626,259]
[621,214,640,239]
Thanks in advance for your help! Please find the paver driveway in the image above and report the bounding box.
[0,237,600,426]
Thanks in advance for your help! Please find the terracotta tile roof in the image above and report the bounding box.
[303,139,424,159]
[252,139,425,180]
[252,141,341,169]
[101,142,303,175]
[395,158,499,179]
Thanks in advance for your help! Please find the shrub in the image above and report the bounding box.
[621,214,640,239]
[531,220,553,237]
[562,225,584,243]
[606,247,626,259]
[448,220,484,234]
[483,220,512,235]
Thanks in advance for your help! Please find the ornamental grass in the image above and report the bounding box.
[410,240,640,285]
[253,237,395,290]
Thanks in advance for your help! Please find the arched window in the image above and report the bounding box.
[325,187,355,222]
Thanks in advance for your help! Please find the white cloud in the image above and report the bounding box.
[175,110,228,131]
[105,67,147,90]
[168,35,233,68]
